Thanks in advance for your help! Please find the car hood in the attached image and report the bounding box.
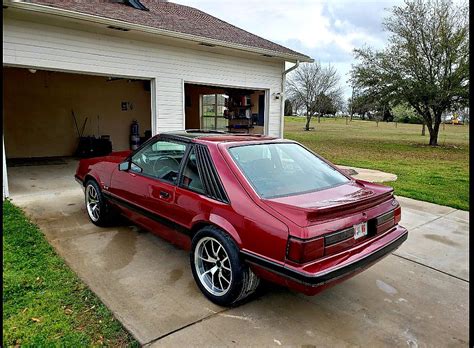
[83,150,131,165]
[76,150,132,181]
[261,180,393,228]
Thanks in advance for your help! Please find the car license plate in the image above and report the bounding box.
[354,222,368,240]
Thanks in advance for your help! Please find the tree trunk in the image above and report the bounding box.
[305,115,312,131]
[427,119,440,146]
[429,113,441,146]
[421,122,426,136]
[429,130,438,146]
[318,114,321,123]
[417,107,440,146]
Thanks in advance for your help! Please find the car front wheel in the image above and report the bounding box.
[190,226,260,306]
[84,180,117,227]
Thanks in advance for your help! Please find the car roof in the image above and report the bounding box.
[158,130,278,144]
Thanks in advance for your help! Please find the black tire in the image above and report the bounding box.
[190,226,260,307]
[84,180,118,227]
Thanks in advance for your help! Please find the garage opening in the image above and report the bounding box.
[184,83,266,134]
[3,66,152,197]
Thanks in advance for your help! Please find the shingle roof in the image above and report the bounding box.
[25,0,312,61]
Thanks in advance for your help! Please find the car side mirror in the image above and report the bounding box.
[118,161,130,171]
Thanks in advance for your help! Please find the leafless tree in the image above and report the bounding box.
[286,62,343,130]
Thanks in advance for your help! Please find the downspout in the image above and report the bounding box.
[280,60,300,138]
[3,135,9,199]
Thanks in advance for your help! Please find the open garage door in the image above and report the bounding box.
[3,67,152,197]
[4,67,152,158]
[184,83,266,135]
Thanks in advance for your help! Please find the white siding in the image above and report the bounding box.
[3,16,284,136]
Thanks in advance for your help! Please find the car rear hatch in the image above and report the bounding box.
[261,179,401,262]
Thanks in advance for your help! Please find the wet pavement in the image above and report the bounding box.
[8,159,469,346]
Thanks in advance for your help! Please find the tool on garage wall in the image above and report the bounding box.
[71,110,111,158]
[121,101,134,111]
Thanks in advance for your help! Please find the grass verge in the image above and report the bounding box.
[3,200,139,347]
[284,117,469,210]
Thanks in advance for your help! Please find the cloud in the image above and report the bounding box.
[174,0,404,98]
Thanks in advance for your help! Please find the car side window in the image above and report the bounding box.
[181,147,206,194]
[130,140,186,184]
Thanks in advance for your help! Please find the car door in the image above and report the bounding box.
[108,138,188,239]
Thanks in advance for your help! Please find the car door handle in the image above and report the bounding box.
[159,191,170,199]
[149,186,172,200]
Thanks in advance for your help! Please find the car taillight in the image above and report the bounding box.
[287,236,324,263]
[394,206,401,224]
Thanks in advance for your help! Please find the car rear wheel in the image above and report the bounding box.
[190,226,260,306]
[84,180,117,227]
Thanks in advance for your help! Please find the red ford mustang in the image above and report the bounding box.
[75,130,408,306]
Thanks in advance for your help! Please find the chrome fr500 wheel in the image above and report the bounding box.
[194,237,232,296]
[86,184,100,222]
[84,180,118,227]
[190,226,260,306]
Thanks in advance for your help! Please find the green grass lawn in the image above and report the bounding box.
[284,117,469,211]
[3,200,139,347]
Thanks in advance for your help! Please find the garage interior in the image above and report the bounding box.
[184,83,266,134]
[3,68,267,198]
[3,66,152,197]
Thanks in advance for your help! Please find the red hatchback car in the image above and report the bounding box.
[75,130,408,306]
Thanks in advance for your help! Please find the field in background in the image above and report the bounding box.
[284,117,469,210]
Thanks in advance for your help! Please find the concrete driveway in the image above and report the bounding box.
[9,159,469,347]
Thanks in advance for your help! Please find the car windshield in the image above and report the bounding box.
[228,143,349,199]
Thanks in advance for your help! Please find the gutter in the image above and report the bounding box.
[4,0,313,63]
[280,60,300,137]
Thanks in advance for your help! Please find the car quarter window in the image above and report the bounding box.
[180,147,206,194]
[130,140,187,184]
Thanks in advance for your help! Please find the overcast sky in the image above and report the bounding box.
[174,0,404,100]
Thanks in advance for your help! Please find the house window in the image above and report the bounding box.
[201,94,228,130]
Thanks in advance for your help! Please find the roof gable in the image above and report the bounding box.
[22,0,312,61]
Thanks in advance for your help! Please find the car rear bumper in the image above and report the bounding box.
[242,225,408,293]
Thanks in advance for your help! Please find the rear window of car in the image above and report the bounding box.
[228,143,349,198]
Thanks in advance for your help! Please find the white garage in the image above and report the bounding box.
[2,0,312,198]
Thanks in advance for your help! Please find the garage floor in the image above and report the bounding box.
[8,161,469,346]
[7,157,79,199]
